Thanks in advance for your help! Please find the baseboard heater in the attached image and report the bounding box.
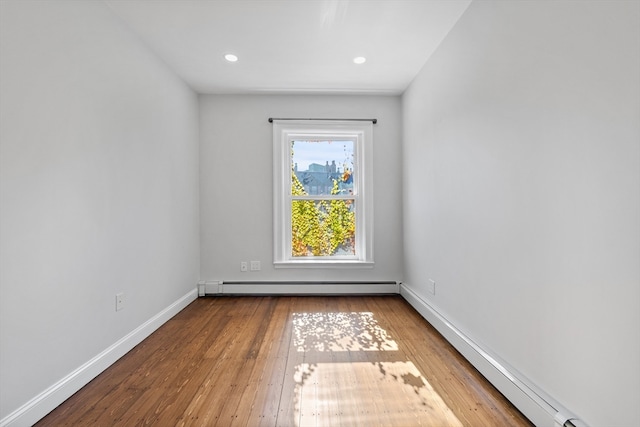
[559,417,588,427]
[400,284,588,427]
[198,280,400,296]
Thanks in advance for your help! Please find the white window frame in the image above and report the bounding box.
[273,120,373,268]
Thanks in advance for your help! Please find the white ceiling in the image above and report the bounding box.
[105,0,471,95]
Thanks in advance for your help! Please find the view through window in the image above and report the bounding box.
[291,139,355,257]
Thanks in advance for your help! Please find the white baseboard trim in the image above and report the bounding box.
[0,288,198,427]
[400,283,585,427]
[201,280,400,295]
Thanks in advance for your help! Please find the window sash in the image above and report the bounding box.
[291,195,355,200]
[289,197,358,259]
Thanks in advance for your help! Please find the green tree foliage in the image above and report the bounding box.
[291,173,355,257]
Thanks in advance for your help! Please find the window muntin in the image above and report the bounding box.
[273,121,373,267]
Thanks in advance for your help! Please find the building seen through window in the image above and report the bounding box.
[293,159,353,196]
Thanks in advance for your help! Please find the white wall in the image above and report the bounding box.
[402,1,639,426]
[200,95,403,284]
[0,0,199,423]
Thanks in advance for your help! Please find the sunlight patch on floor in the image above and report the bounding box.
[293,312,398,352]
[292,361,463,427]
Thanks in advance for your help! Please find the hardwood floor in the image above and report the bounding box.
[36,296,533,426]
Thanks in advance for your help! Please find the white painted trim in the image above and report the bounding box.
[0,288,198,427]
[400,283,586,427]
[205,281,399,295]
[274,260,375,269]
[272,120,374,265]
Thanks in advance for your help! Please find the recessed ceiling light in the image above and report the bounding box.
[224,54,238,62]
[353,56,366,64]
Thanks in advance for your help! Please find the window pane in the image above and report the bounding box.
[291,199,356,257]
[291,140,354,196]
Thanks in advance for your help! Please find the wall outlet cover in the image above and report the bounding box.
[116,292,125,311]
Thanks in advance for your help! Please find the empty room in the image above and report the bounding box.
[1,1,638,426]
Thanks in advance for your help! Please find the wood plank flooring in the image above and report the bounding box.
[36,296,533,426]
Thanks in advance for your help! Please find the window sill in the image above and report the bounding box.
[274,260,374,269]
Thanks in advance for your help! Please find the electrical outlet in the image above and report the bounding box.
[116,292,125,311]
[240,261,248,272]
[250,261,261,271]
[428,279,436,295]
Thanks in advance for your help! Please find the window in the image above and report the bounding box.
[273,120,373,267]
